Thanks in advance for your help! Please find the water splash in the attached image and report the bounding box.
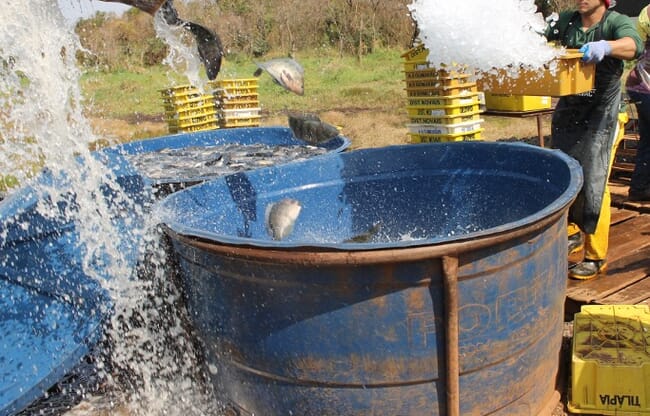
[155,13,207,92]
[0,2,216,414]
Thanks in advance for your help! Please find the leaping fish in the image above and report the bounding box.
[265,198,302,241]
[100,0,223,80]
[253,57,305,96]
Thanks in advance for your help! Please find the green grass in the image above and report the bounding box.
[81,69,187,117]
[80,48,407,118]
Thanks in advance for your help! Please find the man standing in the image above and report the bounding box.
[546,0,643,279]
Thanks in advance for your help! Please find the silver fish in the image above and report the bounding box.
[100,0,223,79]
[265,198,301,240]
[253,57,305,96]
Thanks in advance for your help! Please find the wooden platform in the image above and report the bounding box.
[565,176,650,315]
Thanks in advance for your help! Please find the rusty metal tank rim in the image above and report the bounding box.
[162,206,566,266]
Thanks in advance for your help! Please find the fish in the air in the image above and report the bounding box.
[253,57,305,95]
[100,0,223,79]
[288,113,340,144]
[265,198,301,241]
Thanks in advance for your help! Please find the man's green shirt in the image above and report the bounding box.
[546,10,642,56]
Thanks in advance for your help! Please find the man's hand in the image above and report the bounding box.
[579,40,612,63]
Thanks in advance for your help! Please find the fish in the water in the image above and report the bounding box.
[125,143,327,182]
[100,0,223,80]
[253,57,305,95]
[265,198,301,241]
[288,113,340,144]
[344,222,383,243]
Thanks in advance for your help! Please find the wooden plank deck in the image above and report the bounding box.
[565,176,650,315]
[558,176,650,416]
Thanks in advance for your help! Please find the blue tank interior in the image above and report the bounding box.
[159,141,582,249]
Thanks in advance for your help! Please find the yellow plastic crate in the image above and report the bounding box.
[220,108,261,119]
[402,44,471,74]
[220,116,261,128]
[408,110,482,125]
[165,103,217,119]
[166,113,219,128]
[214,86,259,96]
[162,94,215,107]
[407,94,481,108]
[476,49,595,96]
[214,92,260,102]
[169,120,219,134]
[401,43,430,62]
[159,85,201,96]
[406,83,478,98]
[410,129,483,143]
[405,74,473,90]
[484,93,552,112]
[403,61,433,72]
[209,78,258,89]
[407,102,482,117]
[568,305,650,415]
[218,99,260,110]
[407,120,483,136]
[404,68,471,80]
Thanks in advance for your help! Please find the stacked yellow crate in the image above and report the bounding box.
[160,86,219,134]
[402,44,483,143]
[210,78,261,128]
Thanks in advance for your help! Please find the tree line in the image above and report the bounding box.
[74,0,572,73]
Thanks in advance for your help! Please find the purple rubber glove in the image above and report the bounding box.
[579,40,612,63]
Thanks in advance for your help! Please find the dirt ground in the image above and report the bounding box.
[88,108,550,151]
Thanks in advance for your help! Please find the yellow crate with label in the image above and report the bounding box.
[219,99,261,110]
[162,94,214,108]
[408,94,481,108]
[476,50,595,96]
[407,120,483,136]
[401,43,430,63]
[405,74,473,90]
[166,113,218,128]
[209,78,258,89]
[404,68,471,80]
[568,305,650,415]
[220,116,261,128]
[401,44,469,74]
[220,108,262,121]
[407,102,482,117]
[159,85,201,97]
[406,82,478,98]
[410,129,483,143]
[484,93,552,112]
[169,120,219,134]
[165,103,217,119]
[408,110,482,125]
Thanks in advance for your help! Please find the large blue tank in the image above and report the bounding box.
[158,142,583,416]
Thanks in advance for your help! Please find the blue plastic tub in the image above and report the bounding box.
[159,141,583,415]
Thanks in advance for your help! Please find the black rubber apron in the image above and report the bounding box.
[551,12,621,234]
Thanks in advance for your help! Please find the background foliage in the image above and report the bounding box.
[75,0,576,73]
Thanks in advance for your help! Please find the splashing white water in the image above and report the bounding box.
[408,0,562,71]
[155,13,208,91]
[0,0,137,279]
[0,2,216,414]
